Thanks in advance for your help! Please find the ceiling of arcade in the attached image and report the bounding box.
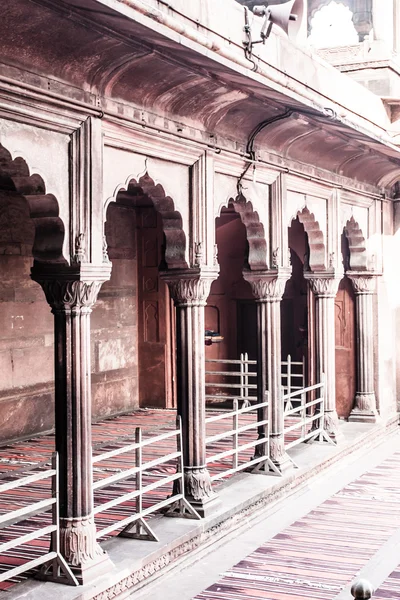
[1,0,400,189]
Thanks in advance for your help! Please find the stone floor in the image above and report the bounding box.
[137,427,400,600]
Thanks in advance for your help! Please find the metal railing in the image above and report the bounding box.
[92,417,199,542]
[205,353,257,407]
[205,392,281,480]
[282,376,334,452]
[0,453,77,586]
[281,355,305,413]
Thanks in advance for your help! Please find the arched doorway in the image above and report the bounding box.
[0,144,65,442]
[102,173,186,413]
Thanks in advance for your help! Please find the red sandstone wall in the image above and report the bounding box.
[0,192,54,442]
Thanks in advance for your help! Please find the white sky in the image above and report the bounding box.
[308,1,359,48]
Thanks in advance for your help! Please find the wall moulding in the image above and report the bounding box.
[103,119,203,167]
[0,83,99,135]
[340,189,377,209]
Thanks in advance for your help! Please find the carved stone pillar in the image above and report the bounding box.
[161,268,219,516]
[243,269,293,474]
[31,265,112,583]
[304,272,342,442]
[346,272,379,422]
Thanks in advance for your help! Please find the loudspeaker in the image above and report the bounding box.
[253,0,304,40]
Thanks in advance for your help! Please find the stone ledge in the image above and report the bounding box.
[4,416,398,600]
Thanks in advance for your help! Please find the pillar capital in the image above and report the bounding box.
[161,268,218,307]
[243,269,291,302]
[346,271,378,295]
[31,264,111,311]
[304,271,341,298]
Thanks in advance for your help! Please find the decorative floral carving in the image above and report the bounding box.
[163,272,216,306]
[323,410,340,437]
[271,247,280,269]
[102,235,111,264]
[347,273,376,294]
[59,516,104,566]
[37,279,103,311]
[243,271,289,301]
[193,242,203,267]
[269,434,286,462]
[354,392,376,413]
[73,232,86,264]
[184,467,213,501]
[306,275,341,297]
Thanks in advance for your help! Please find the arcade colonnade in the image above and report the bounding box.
[0,115,389,580]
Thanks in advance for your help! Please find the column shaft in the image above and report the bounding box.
[347,273,378,422]
[32,269,112,583]
[163,270,218,516]
[305,273,342,441]
[244,270,293,473]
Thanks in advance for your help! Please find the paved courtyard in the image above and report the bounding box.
[138,430,400,600]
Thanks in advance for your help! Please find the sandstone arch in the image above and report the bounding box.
[106,171,187,270]
[295,206,326,271]
[222,194,268,270]
[0,144,65,264]
[343,216,367,271]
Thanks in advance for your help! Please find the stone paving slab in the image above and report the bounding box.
[194,450,400,600]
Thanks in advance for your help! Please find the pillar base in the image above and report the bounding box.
[349,409,380,423]
[271,452,295,475]
[269,434,294,475]
[323,410,345,444]
[184,467,220,517]
[59,516,114,585]
[186,493,221,518]
[70,550,114,586]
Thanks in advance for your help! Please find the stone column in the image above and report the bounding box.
[31,265,112,583]
[304,272,342,442]
[346,272,379,422]
[161,268,219,516]
[243,269,293,474]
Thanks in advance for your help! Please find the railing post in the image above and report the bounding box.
[233,399,239,470]
[240,353,244,401]
[301,391,306,439]
[287,354,292,397]
[135,427,142,526]
[244,353,249,406]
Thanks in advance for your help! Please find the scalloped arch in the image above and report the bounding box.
[107,171,187,270]
[295,206,326,271]
[0,144,65,264]
[343,216,367,270]
[220,194,268,270]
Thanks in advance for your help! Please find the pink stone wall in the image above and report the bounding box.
[0,191,54,442]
